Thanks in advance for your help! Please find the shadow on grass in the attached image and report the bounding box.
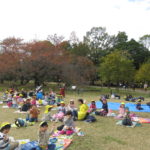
[103,136,126,145]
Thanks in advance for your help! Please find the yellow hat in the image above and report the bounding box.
[60,101,65,104]
[44,105,53,114]
[121,102,125,105]
[39,121,48,127]
[19,94,23,97]
[0,122,11,130]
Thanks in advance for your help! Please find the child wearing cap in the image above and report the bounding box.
[0,122,19,150]
[58,101,66,114]
[136,100,143,110]
[41,105,53,122]
[122,107,133,126]
[116,102,126,119]
[52,102,66,122]
[38,121,55,149]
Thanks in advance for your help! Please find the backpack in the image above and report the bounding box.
[122,117,132,126]
[85,115,96,123]
[15,118,26,127]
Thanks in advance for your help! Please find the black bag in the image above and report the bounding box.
[95,111,100,115]
[57,125,64,131]
[122,117,132,126]
[85,115,96,123]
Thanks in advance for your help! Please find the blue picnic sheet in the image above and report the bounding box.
[93,101,150,112]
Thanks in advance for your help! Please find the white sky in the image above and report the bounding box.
[0,0,150,41]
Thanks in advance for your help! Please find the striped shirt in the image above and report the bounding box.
[0,132,10,149]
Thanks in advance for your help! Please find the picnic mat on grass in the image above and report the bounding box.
[132,117,150,123]
[94,101,150,112]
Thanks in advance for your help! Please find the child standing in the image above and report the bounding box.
[0,122,19,150]
[38,122,55,150]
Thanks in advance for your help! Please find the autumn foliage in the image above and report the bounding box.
[0,37,96,86]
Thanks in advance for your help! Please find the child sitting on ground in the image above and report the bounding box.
[88,100,97,113]
[122,107,133,126]
[0,122,19,150]
[12,96,18,108]
[31,96,37,106]
[115,102,126,119]
[95,99,108,116]
[58,101,66,114]
[53,102,66,122]
[29,105,40,122]
[67,100,78,120]
[56,94,63,105]
[21,99,31,112]
[136,100,143,110]
[38,121,55,150]
[60,111,75,135]
[42,105,53,122]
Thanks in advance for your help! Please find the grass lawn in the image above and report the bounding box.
[0,90,150,150]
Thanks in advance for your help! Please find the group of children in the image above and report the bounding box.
[1,87,146,150]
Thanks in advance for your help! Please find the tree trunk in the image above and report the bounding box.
[0,79,4,84]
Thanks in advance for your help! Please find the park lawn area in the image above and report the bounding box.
[0,91,150,150]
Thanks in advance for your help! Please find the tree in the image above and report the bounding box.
[139,34,150,50]
[69,31,79,45]
[83,27,115,65]
[69,42,90,57]
[61,56,96,85]
[100,51,135,86]
[125,39,150,69]
[113,31,128,50]
[135,62,150,83]
[47,34,64,46]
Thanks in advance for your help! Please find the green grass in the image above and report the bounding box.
[1,90,150,150]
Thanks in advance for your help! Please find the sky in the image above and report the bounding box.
[0,0,150,41]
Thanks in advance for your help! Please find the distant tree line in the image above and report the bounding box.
[0,27,150,87]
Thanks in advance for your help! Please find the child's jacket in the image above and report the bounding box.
[0,132,10,149]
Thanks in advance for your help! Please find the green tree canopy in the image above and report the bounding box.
[139,34,150,50]
[135,62,150,83]
[100,51,135,85]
